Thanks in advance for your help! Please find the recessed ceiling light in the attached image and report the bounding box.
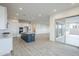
[19,8,23,10]
[53,9,56,12]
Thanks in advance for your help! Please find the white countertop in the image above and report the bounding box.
[0,34,13,39]
[22,32,35,34]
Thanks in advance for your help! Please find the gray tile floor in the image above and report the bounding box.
[12,34,79,56]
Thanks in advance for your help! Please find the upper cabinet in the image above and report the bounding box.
[0,6,7,29]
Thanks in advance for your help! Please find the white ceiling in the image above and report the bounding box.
[0,3,79,24]
[66,16,79,23]
[56,16,79,24]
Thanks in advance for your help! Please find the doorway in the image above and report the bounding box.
[55,16,79,47]
[55,19,66,43]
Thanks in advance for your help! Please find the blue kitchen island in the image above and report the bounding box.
[21,32,35,43]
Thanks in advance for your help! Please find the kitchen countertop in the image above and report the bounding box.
[0,34,13,39]
[22,32,35,34]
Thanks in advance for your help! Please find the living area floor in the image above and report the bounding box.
[12,34,79,56]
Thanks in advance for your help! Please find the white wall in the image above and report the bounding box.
[19,22,28,27]
[49,16,56,41]
[8,19,19,37]
[49,7,79,41]
[35,23,49,34]
[0,19,19,37]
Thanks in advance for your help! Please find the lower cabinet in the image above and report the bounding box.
[21,33,35,42]
[0,37,13,56]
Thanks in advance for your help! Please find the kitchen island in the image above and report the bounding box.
[21,32,35,43]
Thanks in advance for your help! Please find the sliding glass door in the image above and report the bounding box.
[55,16,79,47]
[55,19,66,43]
[65,16,79,47]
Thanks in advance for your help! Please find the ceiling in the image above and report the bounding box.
[66,16,79,23]
[56,16,79,24]
[0,3,79,24]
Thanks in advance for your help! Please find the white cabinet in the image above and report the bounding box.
[0,37,13,56]
[8,20,19,37]
[0,6,7,29]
